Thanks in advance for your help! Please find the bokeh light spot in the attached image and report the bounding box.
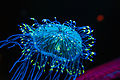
[97,14,104,22]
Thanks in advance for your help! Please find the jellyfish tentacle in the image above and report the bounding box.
[9,54,24,73]
[30,53,40,80]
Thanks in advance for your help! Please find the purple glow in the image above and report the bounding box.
[76,58,120,80]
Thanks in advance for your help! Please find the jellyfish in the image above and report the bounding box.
[0,17,96,80]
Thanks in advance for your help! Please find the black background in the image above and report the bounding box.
[0,0,119,80]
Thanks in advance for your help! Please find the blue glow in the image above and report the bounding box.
[0,17,96,80]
